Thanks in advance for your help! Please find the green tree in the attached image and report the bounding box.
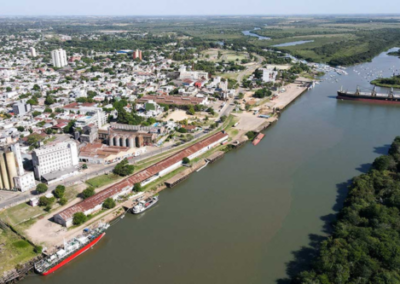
[36,183,48,194]
[82,163,88,170]
[133,182,143,192]
[54,185,65,198]
[45,95,54,105]
[372,155,396,171]
[6,87,12,92]
[73,212,87,226]
[113,158,134,176]
[38,196,53,206]
[187,105,195,115]
[59,197,67,206]
[82,186,95,199]
[102,198,116,209]
[182,157,190,164]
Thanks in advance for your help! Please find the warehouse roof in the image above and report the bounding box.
[55,131,228,222]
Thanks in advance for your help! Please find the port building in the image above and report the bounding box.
[54,131,228,227]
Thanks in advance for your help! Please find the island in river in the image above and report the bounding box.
[371,74,400,89]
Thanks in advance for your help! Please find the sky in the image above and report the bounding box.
[1,0,400,16]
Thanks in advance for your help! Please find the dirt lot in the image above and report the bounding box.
[165,110,190,121]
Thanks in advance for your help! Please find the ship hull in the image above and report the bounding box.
[40,232,106,276]
[337,92,400,104]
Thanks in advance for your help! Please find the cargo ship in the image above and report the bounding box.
[34,223,109,275]
[132,196,158,214]
[337,86,400,104]
[252,133,265,146]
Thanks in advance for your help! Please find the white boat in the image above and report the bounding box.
[132,196,159,214]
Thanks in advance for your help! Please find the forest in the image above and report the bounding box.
[371,75,400,89]
[293,137,400,284]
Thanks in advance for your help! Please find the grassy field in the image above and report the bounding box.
[0,224,38,276]
[86,173,122,188]
[0,203,45,234]
[200,49,249,63]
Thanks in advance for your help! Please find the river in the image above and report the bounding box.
[22,50,400,284]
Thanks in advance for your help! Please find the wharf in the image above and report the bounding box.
[205,151,225,164]
[165,160,207,188]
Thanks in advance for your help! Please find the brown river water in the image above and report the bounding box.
[22,49,400,284]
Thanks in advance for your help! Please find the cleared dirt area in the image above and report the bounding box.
[165,110,190,121]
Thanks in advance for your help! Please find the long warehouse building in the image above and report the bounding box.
[54,131,228,227]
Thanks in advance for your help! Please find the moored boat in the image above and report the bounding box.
[132,196,159,214]
[34,223,109,275]
[252,133,265,146]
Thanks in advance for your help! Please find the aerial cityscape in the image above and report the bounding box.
[1,1,400,284]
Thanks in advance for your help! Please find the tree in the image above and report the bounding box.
[6,87,12,92]
[187,105,195,115]
[59,197,67,206]
[254,88,272,98]
[34,245,43,254]
[177,127,187,133]
[45,95,54,105]
[372,155,396,171]
[82,163,88,170]
[133,182,143,192]
[54,185,65,198]
[73,212,87,225]
[82,186,95,199]
[39,196,53,207]
[103,198,116,209]
[113,158,134,176]
[220,115,227,122]
[36,183,48,194]
[32,84,40,91]
[182,157,190,164]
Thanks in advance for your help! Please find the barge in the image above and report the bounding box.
[252,133,265,146]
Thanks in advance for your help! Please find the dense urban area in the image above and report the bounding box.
[1,15,400,284]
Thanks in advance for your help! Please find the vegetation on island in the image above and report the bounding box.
[293,136,400,283]
[371,75,400,89]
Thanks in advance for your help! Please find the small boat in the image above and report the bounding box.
[252,133,265,146]
[132,196,159,214]
[35,223,109,275]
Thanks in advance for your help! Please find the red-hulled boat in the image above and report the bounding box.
[35,223,109,275]
[252,133,265,146]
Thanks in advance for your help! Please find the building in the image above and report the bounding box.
[29,47,37,57]
[137,95,209,106]
[51,49,68,68]
[0,143,35,192]
[79,143,146,164]
[12,100,31,116]
[32,141,79,181]
[79,125,98,144]
[262,68,278,83]
[54,131,228,227]
[107,123,158,148]
[179,65,209,81]
[74,110,107,129]
[133,49,142,60]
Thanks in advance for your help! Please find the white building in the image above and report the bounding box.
[51,49,68,68]
[32,141,79,180]
[12,100,31,116]
[29,47,37,57]
[262,68,278,83]
[179,65,209,81]
[74,110,107,128]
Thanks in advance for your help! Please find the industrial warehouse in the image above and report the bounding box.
[54,131,228,227]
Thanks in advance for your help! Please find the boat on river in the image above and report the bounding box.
[132,196,159,214]
[35,223,109,275]
[337,86,400,104]
[252,133,265,146]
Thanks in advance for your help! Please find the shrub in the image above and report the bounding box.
[73,212,87,226]
[36,183,48,194]
[82,186,95,199]
[182,157,190,164]
[34,245,43,254]
[82,163,88,169]
[54,185,65,198]
[103,198,116,209]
